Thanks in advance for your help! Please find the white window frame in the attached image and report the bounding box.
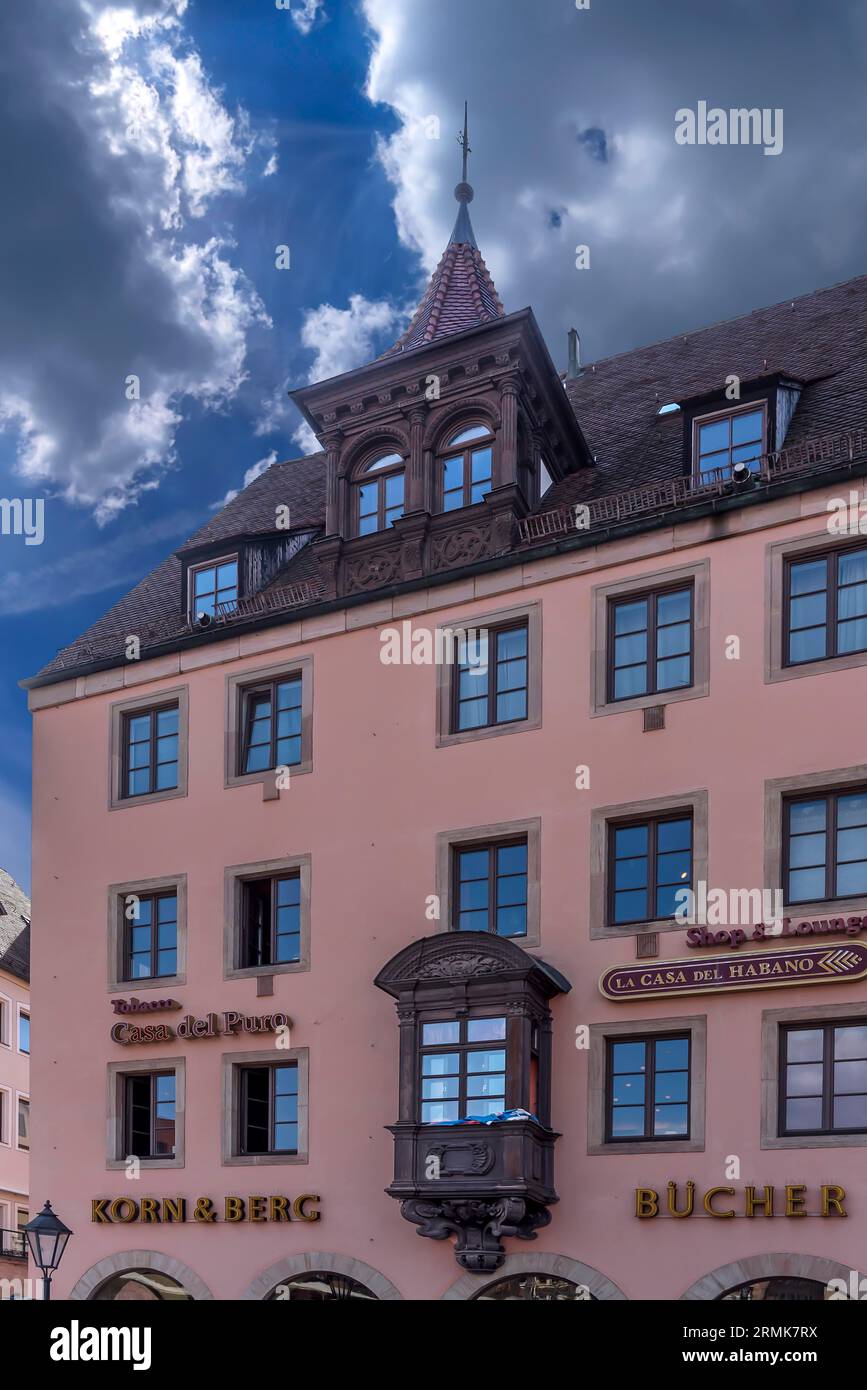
[188,554,239,623]
[16,1004,29,1055]
[15,1092,29,1152]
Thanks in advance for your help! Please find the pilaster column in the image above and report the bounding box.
[498,376,520,487]
[405,407,427,514]
[323,430,343,536]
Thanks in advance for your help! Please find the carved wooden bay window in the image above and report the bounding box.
[375,932,570,1272]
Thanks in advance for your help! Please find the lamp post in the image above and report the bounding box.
[24,1201,73,1302]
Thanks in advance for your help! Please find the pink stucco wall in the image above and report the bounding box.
[29,491,867,1299]
[0,963,30,1277]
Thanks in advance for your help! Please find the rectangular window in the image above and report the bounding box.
[190,557,238,621]
[606,1034,690,1141]
[18,1010,29,1055]
[693,403,766,483]
[780,1021,867,1135]
[124,892,178,981]
[17,1097,29,1151]
[419,1016,507,1124]
[241,875,302,968]
[784,788,867,905]
[609,814,693,926]
[122,703,179,799]
[239,675,303,775]
[239,1063,298,1155]
[608,586,693,701]
[785,544,867,666]
[453,839,528,937]
[124,1072,176,1159]
[452,622,529,732]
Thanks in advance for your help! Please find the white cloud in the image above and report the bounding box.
[286,0,325,36]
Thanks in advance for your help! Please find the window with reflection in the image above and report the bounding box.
[122,703,179,798]
[239,674,302,773]
[93,1270,192,1301]
[453,839,528,937]
[608,585,693,700]
[719,1277,830,1302]
[190,557,238,620]
[474,1275,593,1301]
[241,874,301,967]
[784,788,867,904]
[609,814,693,926]
[440,424,494,511]
[354,452,404,536]
[239,1062,298,1155]
[784,544,867,665]
[268,1272,377,1301]
[606,1034,690,1140]
[780,1021,867,1135]
[124,1071,176,1159]
[125,891,178,981]
[420,1016,508,1123]
[693,403,766,483]
[451,622,528,732]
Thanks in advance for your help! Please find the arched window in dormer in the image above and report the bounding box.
[439,423,494,512]
[354,452,405,537]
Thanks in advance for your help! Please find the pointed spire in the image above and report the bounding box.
[381,104,504,358]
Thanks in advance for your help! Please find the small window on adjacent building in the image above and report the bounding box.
[452,839,528,937]
[451,622,528,732]
[239,674,303,774]
[608,585,693,701]
[784,544,867,666]
[17,1011,29,1055]
[124,1072,176,1159]
[239,1062,298,1155]
[609,814,693,926]
[779,1022,867,1135]
[693,403,766,483]
[17,1097,29,1152]
[440,424,494,511]
[125,892,178,981]
[783,789,867,905]
[354,454,404,537]
[122,703,180,798]
[606,1034,690,1141]
[189,557,238,622]
[420,1016,507,1124]
[241,874,301,968]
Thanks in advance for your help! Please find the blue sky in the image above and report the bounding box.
[2,0,867,893]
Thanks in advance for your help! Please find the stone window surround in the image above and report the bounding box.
[15,1091,29,1152]
[224,655,313,793]
[69,1251,215,1301]
[108,685,189,811]
[221,1046,309,1167]
[434,816,542,949]
[590,558,710,717]
[241,1252,403,1301]
[0,1083,10,1147]
[16,1003,29,1055]
[681,1252,864,1301]
[106,1055,186,1171]
[761,998,867,1150]
[764,763,867,920]
[766,529,867,684]
[587,1013,707,1156]
[223,854,312,980]
[590,789,709,939]
[434,599,542,748]
[0,991,10,1048]
[106,872,188,994]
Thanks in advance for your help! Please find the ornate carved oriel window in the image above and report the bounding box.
[353,452,405,536]
[375,932,570,1272]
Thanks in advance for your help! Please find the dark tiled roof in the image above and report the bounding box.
[544,273,867,511]
[382,240,504,356]
[30,274,867,681]
[0,869,30,983]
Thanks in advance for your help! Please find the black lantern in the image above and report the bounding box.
[24,1202,73,1301]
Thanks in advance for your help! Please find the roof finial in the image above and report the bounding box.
[450,101,477,247]
[458,101,471,187]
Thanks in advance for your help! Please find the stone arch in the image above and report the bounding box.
[241,1251,403,1301]
[340,425,410,482]
[423,396,502,452]
[440,1252,628,1301]
[68,1250,215,1301]
[680,1251,865,1300]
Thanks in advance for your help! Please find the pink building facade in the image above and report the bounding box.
[0,871,30,1289]
[23,178,867,1301]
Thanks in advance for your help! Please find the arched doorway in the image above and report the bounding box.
[682,1253,863,1301]
[472,1273,595,1301]
[266,1271,377,1301]
[92,1269,192,1301]
[442,1253,627,1301]
[68,1251,214,1301]
[242,1252,402,1301]
[719,1277,828,1302]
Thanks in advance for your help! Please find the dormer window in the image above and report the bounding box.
[189,556,238,621]
[440,424,494,511]
[693,402,766,484]
[355,453,404,537]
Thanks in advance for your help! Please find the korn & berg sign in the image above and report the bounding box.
[599,942,867,1001]
[634,1182,847,1220]
[92,1194,320,1224]
[110,1005,292,1045]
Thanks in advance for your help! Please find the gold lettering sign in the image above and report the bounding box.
[635,1183,846,1218]
[110,1010,293,1045]
[92,1194,321,1224]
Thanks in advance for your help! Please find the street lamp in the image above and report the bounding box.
[24,1201,73,1302]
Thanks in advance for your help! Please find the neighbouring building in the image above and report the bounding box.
[21,139,867,1302]
[0,870,30,1287]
